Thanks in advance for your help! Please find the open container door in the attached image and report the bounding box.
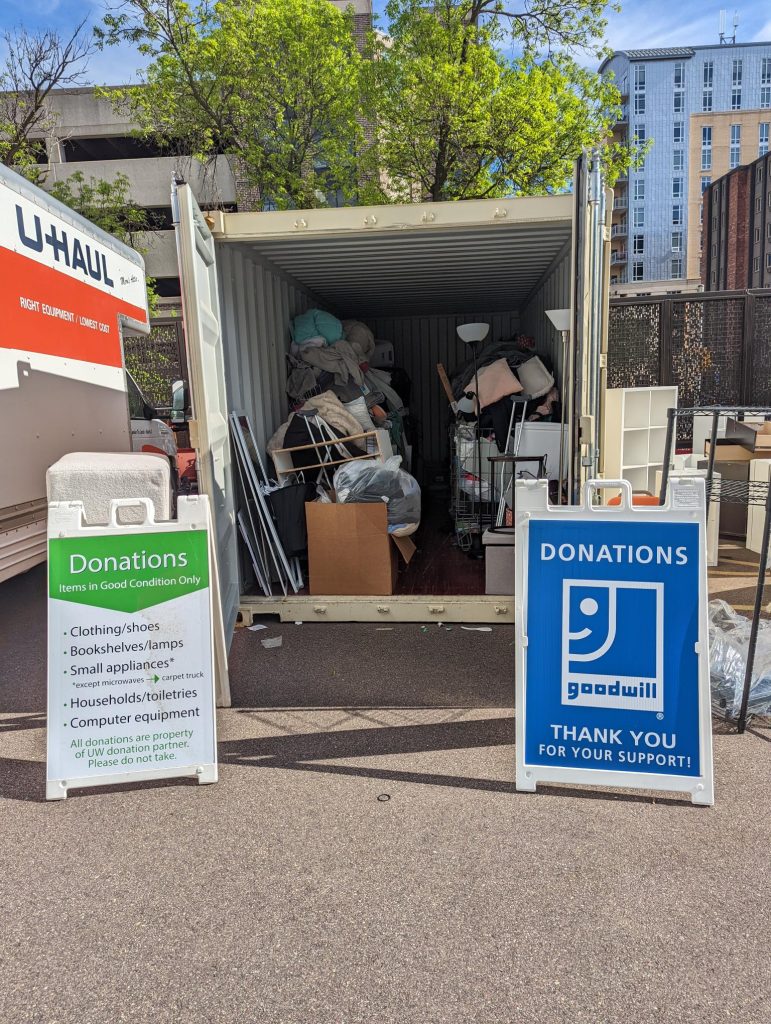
[173,182,238,704]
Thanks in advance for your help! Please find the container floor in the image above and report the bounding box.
[395,491,485,597]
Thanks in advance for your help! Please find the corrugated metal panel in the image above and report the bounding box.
[210,194,572,318]
[246,223,570,316]
[369,311,520,473]
[217,245,314,452]
[519,244,572,382]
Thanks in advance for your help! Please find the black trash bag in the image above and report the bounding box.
[267,481,317,556]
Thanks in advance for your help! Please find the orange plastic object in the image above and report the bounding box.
[607,492,661,507]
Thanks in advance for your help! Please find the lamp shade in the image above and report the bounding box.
[545,308,571,333]
[456,322,490,344]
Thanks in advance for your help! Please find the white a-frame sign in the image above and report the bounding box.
[47,496,218,800]
[515,478,714,806]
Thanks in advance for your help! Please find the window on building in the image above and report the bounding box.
[732,59,743,86]
[673,204,683,225]
[701,176,711,194]
[703,60,713,88]
[763,86,771,108]
[673,149,684,171]
[674,62,685,88]
[673,177,684,198]
[633,234,644,255]
[634,64,646,91]
[632,261,644,282]
[671,257,683,278]
[633,207,645,228]
[767,223,771,240]
[754,256,760,273]
[61,136,172,161]
[671,231,683,252]
[711,270,717,286]
[762,59,771,107]
[760,123,769,157]
[635,94,646,115]
[673,91,685,114]
[755,227,761,243]
[757,195,763,213]
[702,91,713,112]
[730,124,741,168]
[673,121,684,145]
[701,125,712,170]
[633,125,646,169]
[766,252,771,271]
[732,88,742,110]
[634,179,645,201]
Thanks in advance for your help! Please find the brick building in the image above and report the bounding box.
[701,151,771,289]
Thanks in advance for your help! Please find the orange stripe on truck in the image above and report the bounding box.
[0,245,148,368]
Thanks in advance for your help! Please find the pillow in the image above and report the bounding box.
[343,396,376,433]
[466,358,523,409]
[516,356,554,400]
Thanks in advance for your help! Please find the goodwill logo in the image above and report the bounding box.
[561,579,664,713]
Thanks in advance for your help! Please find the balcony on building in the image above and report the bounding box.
[611,221,628,238]
[610,250,628,266]
[615,104,629,127]
[612,195,628,212]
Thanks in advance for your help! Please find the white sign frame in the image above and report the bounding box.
[515,478,714,806]
[47,495,218,800]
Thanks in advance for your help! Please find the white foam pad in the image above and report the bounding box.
[47,452,172,525]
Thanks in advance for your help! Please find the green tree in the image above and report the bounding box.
[365,0,635,203]
[97,0,367,209]
[48,171,159,312]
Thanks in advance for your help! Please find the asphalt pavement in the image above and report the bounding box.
[1,565,770,1024]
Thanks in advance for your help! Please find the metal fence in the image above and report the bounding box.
[123,316,187,412]
[608,289,771,440]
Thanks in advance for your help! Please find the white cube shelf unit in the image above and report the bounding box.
[603,386,678,494]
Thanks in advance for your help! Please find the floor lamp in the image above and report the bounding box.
[457,322,490,558]
[545,308,571,503]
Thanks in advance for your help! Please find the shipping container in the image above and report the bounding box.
[173,166,609,635]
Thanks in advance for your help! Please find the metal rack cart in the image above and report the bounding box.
[660,405,771,733]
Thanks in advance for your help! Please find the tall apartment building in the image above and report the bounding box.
[27,0,372,306]
[701,151,771,289]
[601,40,771,295]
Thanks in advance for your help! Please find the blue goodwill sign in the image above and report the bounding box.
[515,479,714,805]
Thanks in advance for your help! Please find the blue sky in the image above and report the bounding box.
[1,0,770,85]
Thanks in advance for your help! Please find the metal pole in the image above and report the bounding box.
[704,409,719,525]
[737,480,771,733]
[659,406,675,505]
[557,329,568,504]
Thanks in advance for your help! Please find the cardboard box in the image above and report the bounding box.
[482,528,515,595]
[703,441,770,462]
[305,500,416,595]
[725,418,771,452]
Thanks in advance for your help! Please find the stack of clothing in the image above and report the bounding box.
[283,309,412,466]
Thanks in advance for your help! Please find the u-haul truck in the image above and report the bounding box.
[0,163,175,582]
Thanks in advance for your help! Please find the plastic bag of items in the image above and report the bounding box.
[333,456,421,537]
[708,599,771,719]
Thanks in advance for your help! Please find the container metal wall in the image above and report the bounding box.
[217,244,314,452]
[519,244,572,383]
[369,311,520,476]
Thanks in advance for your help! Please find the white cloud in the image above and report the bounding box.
[754,18,771,42]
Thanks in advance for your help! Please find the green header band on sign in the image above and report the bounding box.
[49,530,209,612]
